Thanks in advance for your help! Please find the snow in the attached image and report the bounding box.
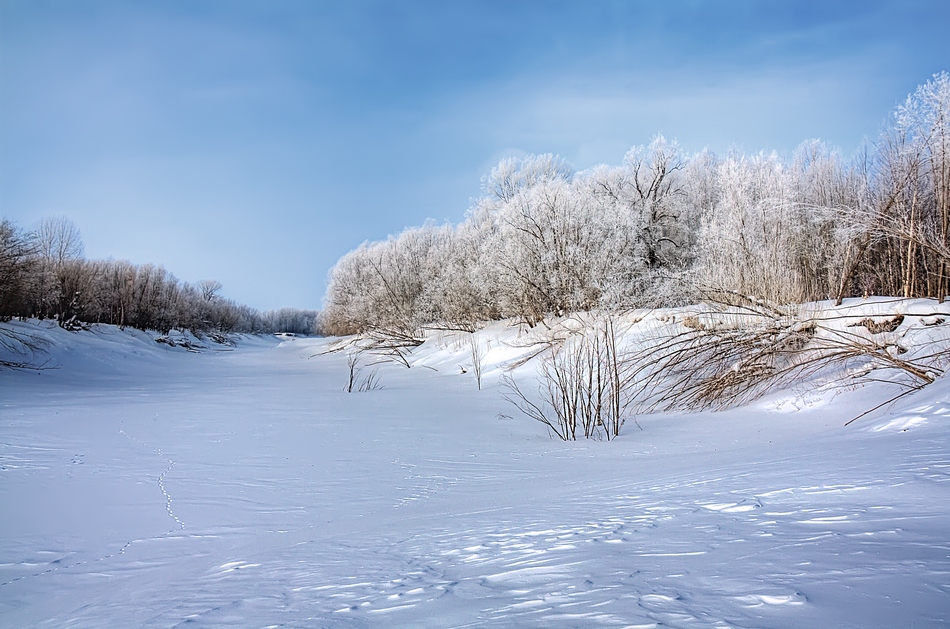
[2,308,950,627]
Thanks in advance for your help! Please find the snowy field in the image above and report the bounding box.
[2,306,950,628]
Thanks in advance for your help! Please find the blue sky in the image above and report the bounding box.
[2,1,949,311]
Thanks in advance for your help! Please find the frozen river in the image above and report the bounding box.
[2,323,949,627]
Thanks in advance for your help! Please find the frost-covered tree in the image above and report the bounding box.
[889,71,950,299]
[482,153,574,204]
[29,216,85,320]
[694,145,851,305]
[322,223,454,338]
[258,308,321,335]
[833,73,950,301]
[321,73,950,334]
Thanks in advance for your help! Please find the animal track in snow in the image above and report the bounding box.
[392,458,459,508]
[156,448,185,531]
[120,429,185,532]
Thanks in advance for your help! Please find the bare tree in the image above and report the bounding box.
[34,216,84,264]
[198,279,223,302]
[0,219,37,319]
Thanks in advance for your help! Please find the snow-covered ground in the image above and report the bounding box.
[2,305,949,628]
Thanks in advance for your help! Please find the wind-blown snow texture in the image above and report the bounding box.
[2,313,949,627]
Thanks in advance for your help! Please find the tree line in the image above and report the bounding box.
[322,73,950,338]
[0,216,318,336]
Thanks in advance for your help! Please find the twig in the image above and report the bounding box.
[844,385,928,426]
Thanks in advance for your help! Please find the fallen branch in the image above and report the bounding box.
[0,326,54,370]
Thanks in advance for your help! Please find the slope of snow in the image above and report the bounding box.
[1,306,949,627]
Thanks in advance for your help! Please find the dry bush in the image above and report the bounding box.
[343,350,381,392]
[320,330,419,392]
[627,293,949,421]
[469,333,484,390]
[503,316,636,440]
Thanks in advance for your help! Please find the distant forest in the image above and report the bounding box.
[0,216,317,336]
[322,73,950,338]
